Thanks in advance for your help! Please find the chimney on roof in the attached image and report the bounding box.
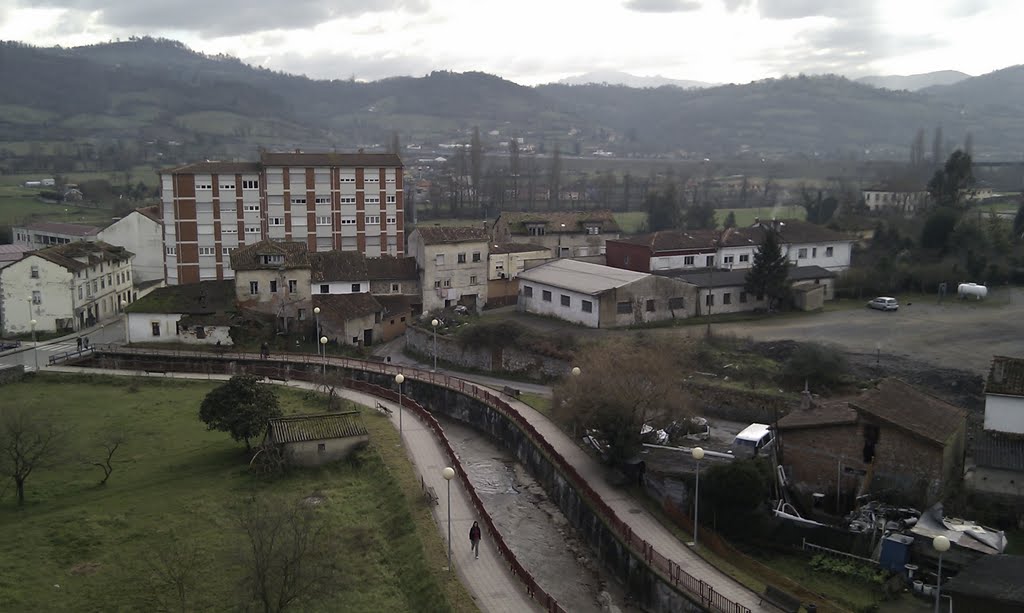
[994,360,1006,383]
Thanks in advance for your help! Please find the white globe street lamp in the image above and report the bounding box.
[933,535,950,613]
[442,466,456,571]
[319,336,328,381]
[395,373,405,435]
[431,318,440,372]
[29,319,39,372]
[571,366,581,377]
[692,446,705,549]
[313,307,321,358]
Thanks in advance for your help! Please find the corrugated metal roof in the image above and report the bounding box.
[268,412,368,444]
[518,259,649,295]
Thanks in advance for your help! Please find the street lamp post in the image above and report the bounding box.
[692,447,704,549]
[395,373,405,434]
[120,299,129,345]
[431,318,439,371]
[442,466,455,571]
[933,535,950,613]
[29,319,39,372]
[319,336,328,383]
[313,307,321,358]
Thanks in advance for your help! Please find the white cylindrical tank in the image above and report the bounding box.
[958,283,988,300]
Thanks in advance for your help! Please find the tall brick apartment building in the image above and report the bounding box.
[160,151,404,285]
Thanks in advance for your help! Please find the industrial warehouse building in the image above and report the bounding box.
[516,259,695,328]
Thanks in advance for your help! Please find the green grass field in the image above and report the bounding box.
[0,186,116,226]
[0,374,473,612]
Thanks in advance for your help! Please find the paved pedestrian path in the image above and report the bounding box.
[50,366,539,613]
[508,395,766,610]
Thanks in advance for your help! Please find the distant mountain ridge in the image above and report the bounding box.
[557,70,715,89]
[2,38,1024,158]
[856,70,971,91]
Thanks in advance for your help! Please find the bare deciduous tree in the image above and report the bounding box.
[86,433,125,486]
[1,410,62,505]
[146,536,206,613]
[237,495,340,613]
[553,337,698,464]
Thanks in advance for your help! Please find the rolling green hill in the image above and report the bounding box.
[2,38,1024,159]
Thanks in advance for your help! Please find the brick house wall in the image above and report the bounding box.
[781,418,952,509]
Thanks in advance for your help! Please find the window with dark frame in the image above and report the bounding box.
[524,285,533,297]
[542,290,552,302]
[560,294,570,307]
[646,299,655,312]
[723,293,732,305]
[616,301,632,314]
[582,300,593,313]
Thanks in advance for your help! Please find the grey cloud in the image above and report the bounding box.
[755,0,873,20]
[623,0,702,12]
[19,0,429,37]
[753,20,945,77]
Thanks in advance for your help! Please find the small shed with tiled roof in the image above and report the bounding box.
[266,411,369,467]
[984,356,1024,435]
[777,378,967,510]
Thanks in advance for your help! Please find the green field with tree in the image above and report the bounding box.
[0,374,473,612]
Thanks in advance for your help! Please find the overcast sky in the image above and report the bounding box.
[2,0,1022,85]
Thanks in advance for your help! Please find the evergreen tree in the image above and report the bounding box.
[927,149,974,208]
[724,211,737,228]
[744,229,790,309]
[644,183,681,231]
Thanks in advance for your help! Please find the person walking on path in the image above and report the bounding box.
[469,521,482,559]
[76,337,83,351]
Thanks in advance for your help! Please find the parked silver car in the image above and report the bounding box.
[867,296,899,311]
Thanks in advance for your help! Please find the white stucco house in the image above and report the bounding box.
[716,219,853,272]
[517,259,696,328]
[96,207,165,285]
[407,226,489,313]
[661,265,837,316]
[124,279,236,345]
[0,242,134,335]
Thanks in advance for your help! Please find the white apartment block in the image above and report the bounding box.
[407,226,489,313]
[0,242,134,334]
[160,151,405,285]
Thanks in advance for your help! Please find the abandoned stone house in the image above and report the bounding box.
[776,378,968,510]
[265,411,369,467]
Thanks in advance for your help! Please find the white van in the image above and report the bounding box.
[731,423,774,458]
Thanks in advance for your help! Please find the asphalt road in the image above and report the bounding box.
[0,316,126,372]
[701,290,1024,375]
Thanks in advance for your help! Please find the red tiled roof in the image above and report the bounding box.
[161,161,261,175]
[489,242,549,254]
[31,241,133,272]
[230,240,310,271]
[365,255,417,280]
[19,221,101,236]
[260,152,402,168]
[312,293,382,323]
[413,226,489,245]
[498,210,622,234]
[309,251,367,282]
[851,378,967,446]
[986,356,1024,397]
[776,399,859,430]
[614,229,720,252]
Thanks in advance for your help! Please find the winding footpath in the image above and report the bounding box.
[55,347,769,612]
